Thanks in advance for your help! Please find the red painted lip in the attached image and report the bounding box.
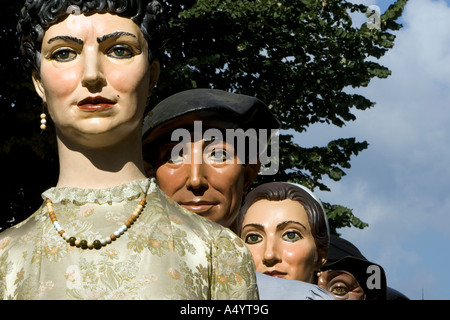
[77,96,116,111]
[264,271,287,278]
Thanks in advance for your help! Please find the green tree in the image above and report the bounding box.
[0,0,407,234]
[155,0,407,234]
[0,2,59,231]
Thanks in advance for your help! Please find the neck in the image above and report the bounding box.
[55,131,147,189]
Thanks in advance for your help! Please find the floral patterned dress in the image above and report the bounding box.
[0,178,258,300]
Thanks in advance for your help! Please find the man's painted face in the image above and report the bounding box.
[154,136,250,227]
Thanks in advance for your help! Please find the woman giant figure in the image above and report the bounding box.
[0,0,258,300]
[238,182,330,284]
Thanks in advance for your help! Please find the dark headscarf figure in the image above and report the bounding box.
[318,234,388,300]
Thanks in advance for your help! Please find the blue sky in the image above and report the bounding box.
[294,0,450,300]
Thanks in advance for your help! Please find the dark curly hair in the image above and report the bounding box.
[237,182,330,268]
[17,0,169,73]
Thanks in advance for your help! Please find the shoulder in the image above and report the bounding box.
[0,206,44,299]
[256,273,335,300]
[148,186,258,299]
[0,205,44,254]
[147,185,251,260]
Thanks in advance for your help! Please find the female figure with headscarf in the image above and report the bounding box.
[237,182,330,285]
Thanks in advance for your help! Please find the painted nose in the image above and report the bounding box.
[81,51,106,92]
[185,141,208,193]
[186,162,209,194]
[262,238,282,267]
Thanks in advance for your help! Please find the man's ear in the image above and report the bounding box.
[243,162,260,193]
[148,59,160,96]
[32,70,46,102]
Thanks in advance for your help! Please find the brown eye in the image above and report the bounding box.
[329,282,350,298]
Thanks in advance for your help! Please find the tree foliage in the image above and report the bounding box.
[0,0,407,232]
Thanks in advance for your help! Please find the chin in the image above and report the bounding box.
[60,123,139,148]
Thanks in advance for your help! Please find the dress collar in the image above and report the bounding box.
[41,178,157,205]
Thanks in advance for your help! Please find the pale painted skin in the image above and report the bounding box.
[318,270,366,300]
[32,13,160,188]
[240,199,322,283]
[155,137,257,228]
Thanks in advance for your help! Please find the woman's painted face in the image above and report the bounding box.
[318,270,366,300]
[155,137,248,227]
[33,13,159,147]
[240,199,319,283]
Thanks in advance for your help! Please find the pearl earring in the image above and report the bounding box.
[40,113,47,130]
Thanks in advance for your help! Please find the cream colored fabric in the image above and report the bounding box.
[0,178,258,300]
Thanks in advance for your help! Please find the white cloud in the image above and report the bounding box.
[399,0,450,81]
[295,0,450,299]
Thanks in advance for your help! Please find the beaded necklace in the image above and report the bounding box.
[46,197,147,250]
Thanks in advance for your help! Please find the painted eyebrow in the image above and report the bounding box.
[242,223,265,231]
[47,35,83,44]
[277,220,307,231]
[242,221,307,233]
[97,31,137,43]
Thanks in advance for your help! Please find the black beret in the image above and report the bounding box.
[142,88,280,144]
[323,234,387,300]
